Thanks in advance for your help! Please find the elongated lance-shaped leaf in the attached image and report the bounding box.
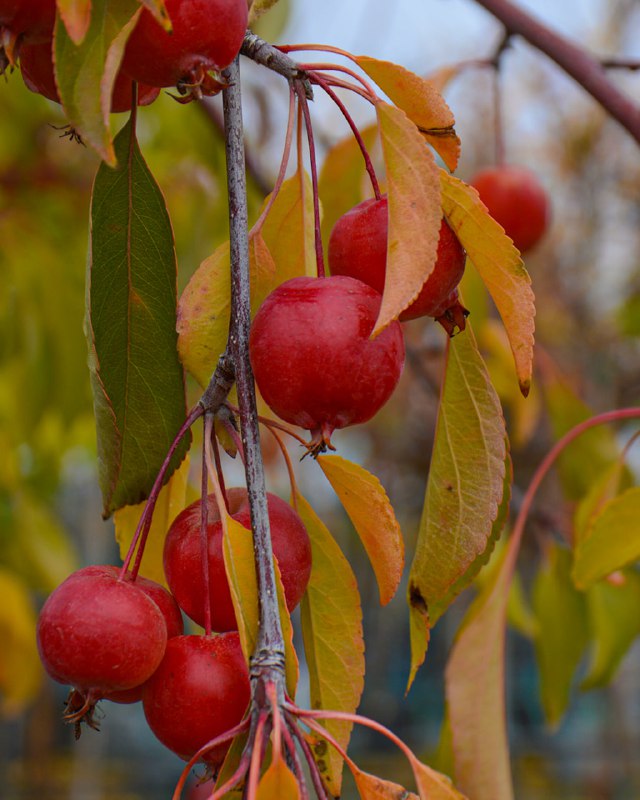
[56,0,92,44]
[55,0,142,165]
[407,324,507,683]
[87,118,190,516]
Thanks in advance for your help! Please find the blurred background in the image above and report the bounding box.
[2,0,640,797]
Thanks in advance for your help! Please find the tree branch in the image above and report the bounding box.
[473,0,640,145]
[221,57,287,688]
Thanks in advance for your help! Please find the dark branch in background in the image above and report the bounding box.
[221,55,287,698]
[473,0,640,145]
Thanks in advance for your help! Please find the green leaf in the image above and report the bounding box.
[532,545,589,727]
[54,0,141,164]
[87,119,189,516]
[573,487,640,588]
[296,492,364,798]
[573,460,633,546]
[445,539,516,800]
[407,325,507,682]
[582,571,640,689]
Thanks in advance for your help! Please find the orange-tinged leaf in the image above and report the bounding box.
[410,758,470,800]
[440,171,535,396]
[319,123,378,252]
[177,243,230,388]
[114,456,190,587]
[259,168,316,283]
[445,540,516,800]
[407,325,507,680]
[249,229,278,317]
[357,56,460,171]
[317,454,404,605]
[573,487,640,589]
[351,767,418,800]
[222,513,299,697]
[56,0,92,44]
[373,101,442,333]
[296,492,364,797]
[139,0,172,31]
[256,752,301,800]
[424,63,468,93]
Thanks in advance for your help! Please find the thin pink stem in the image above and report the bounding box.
[263,425,299,512]
[245,711,268,799]
[297,62,378,101]
[211,431,228,512]
[286,713,330,800]
[222,418,246,464]
[295,83,325,278]
[200,414,213,636]
[308,72,373,101]
[122,404,203,579]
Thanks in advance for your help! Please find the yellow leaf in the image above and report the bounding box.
[177,242,230,388]
[256,752,301,799]
[351,766,418,799]
[0,569,43,717]
[114,456,190,587]
[374,101,442,334]
[248,0,281,25]
[357,56,460,171]
[319,123,378,250]
[317,454,404,605]
[440,171,535,397]
[56,0,92,44]
[259,168,317,283]
[296,492,364,797]
[249,229,278,317]
[410,758,470,800]
[222,513,299,698]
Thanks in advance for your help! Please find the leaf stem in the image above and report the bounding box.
[200,414,214,636]
[295,83,325,278]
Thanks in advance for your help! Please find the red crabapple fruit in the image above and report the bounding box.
[470,165,550,253]
[142,632,250,766]
[164,488,312,632]
[249,275,405,450]
[328,195,466,322]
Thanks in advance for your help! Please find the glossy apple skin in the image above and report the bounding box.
[20,40,160,111]
[249,275,405,440]
[142,633,250,765]
[470,165,550,253]
[122,0,248,89]
[0,1,20,25]
[328,195,466,321]
[36,568,168,692]
[164,488,312,632]
[6,0,55,43]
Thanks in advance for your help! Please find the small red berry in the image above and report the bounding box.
[470,165,550,253]
[328,195,466,322]
[249,275,405,449]
[142,633,250,766]
[164,488,312,632]
[122,0,248,91]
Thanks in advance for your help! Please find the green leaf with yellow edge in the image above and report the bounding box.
[139,0,172,31]
[574,460,632,546]
[177,243,230,388]
[222,513,298,698]
[259,168,316,283]
[249,0,281,25]
[87,118,189,516]
[56,0,92,44]
[532,544,589,728]
[114,456,190,587]
[356,56,460,171]
[407,325,507,684]
[440,171,534,396]
[317,454,404,605]
[319,123,378,254]
[573,487,640,589]
[445,537,517,800]
[296,492,364,798]
[256,751,301,800]
[373,101,442,334]
[54,0,141,165]
[581,571,640,690]
[0,568,43,718]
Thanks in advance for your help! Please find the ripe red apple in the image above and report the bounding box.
[249,275,405,449]
[122,0,248,90]
[164,488,312,632]
[328,195,466,321]
[142,632,250,766]
[36,567,168,693]
[6,0,55,43]
[470,165,550,253]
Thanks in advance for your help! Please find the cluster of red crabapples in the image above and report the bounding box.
[1,0,248,106]
[36,487,313,769]
[249,193,469,453]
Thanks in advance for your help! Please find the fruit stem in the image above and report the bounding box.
[200,414,214,636]
[221,54,287,683]
[295,82,326,278]
[311,71,382,200]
